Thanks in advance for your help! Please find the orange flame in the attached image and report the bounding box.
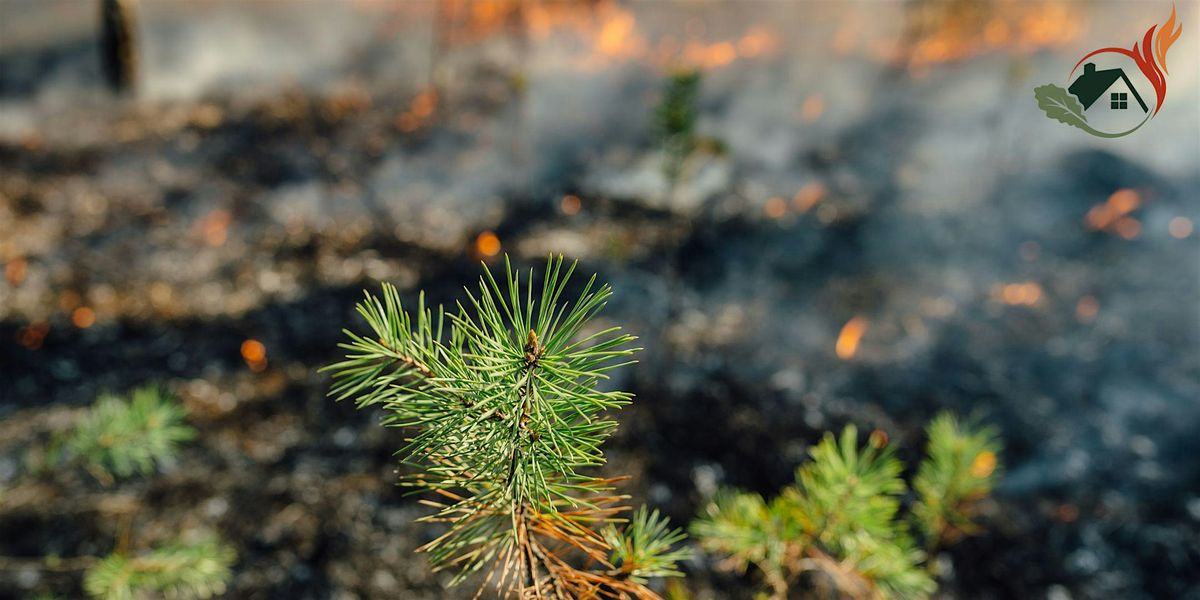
[906,2,1082,69]
[836,316,869,360]
[1156,5,1183,75]
[1085,189,1142,238]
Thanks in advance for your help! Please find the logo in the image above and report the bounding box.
[1035,6,1182,138]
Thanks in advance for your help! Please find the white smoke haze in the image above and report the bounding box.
[0,1,1198,598]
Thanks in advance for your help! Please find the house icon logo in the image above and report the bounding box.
[1035,5,1182,138]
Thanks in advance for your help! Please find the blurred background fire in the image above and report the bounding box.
[1,0,1198,598]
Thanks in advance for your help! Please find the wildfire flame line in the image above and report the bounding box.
[1071,5,1182,116]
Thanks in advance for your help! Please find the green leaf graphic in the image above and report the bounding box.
[1034,84,1089,128]
[1033,84,1150,139]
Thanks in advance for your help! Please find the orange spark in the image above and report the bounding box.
[410,89,438,119]
[764,197,787,219]
[1108,189,1140,214]
[241,339,268,372]
[997,282,1042,306]
[201,209,232,247]
[1085,188,1141,234]
[17,321,49,350]
[1114,217,1141,240]
[1076,296,1099,324]
[836,316,869,360]
[5,257,27,286]
[59,290,82,312]
[792,182,827,213]
[71,307,96,329]
[560,195,581,215]
[475,231,501,257]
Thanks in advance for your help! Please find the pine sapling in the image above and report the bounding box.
[83,533,235,600]
[654,69,702,188]
[10,387,235,600]
[692,413,1002,600]
[47,386,194,485]
[325,256,688,598]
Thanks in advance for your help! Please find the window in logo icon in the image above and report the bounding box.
[1110,92,1128,110]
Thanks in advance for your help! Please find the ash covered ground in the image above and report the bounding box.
[1,1,1199,598]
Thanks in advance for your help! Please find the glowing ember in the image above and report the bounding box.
[71,307,96,329]
[1076,295,1099,323]
[560,194,581,215]
[792,182,827,213]
[1107,189,1140,214]
[682,40,737,68]
[1085,189,1142,239]
[201,209,233,247]
[241,339,268,372]
[997,282,1042,306]
[836,316,869,360]
[1114,217,1141,240]
[475,230,502,257]
[905,1,1082,69]
[764,197,787,219]
[396,88,439,132]
[1169,217,1193,239]
[410,89,437,119]
[59,290,81,312]
[4,257,27,286]
[17,321,49,350]
[1054,503,1080,523]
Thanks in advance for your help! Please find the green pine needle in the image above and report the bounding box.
[693,416,1001,599]
[604,506,691,583]
[83,534,234,600]
[325,255,686,591]
[57,386,194,484]
[912,413,1003,546]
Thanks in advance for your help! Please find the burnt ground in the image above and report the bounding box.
[2,2,1200,598]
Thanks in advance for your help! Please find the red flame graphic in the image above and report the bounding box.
[1070,5,1182,116]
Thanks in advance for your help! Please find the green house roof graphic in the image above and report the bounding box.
[1068,62,1149,112]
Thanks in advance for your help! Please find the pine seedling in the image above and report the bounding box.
[692,414,1002,600]
[325,255,688,598]
[651,70,726,197]
[603,507,691,584]
[53,386,194,485]
[911,414,1002,549]
[654,69,702,187]
[83,533,235,600]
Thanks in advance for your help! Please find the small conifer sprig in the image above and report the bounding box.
[654,70,701,185]
[912,414,1002,547]
[52,386,194,485]
[692,413,1002,600]
[326,256,687,598]
[83,533,235,600]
